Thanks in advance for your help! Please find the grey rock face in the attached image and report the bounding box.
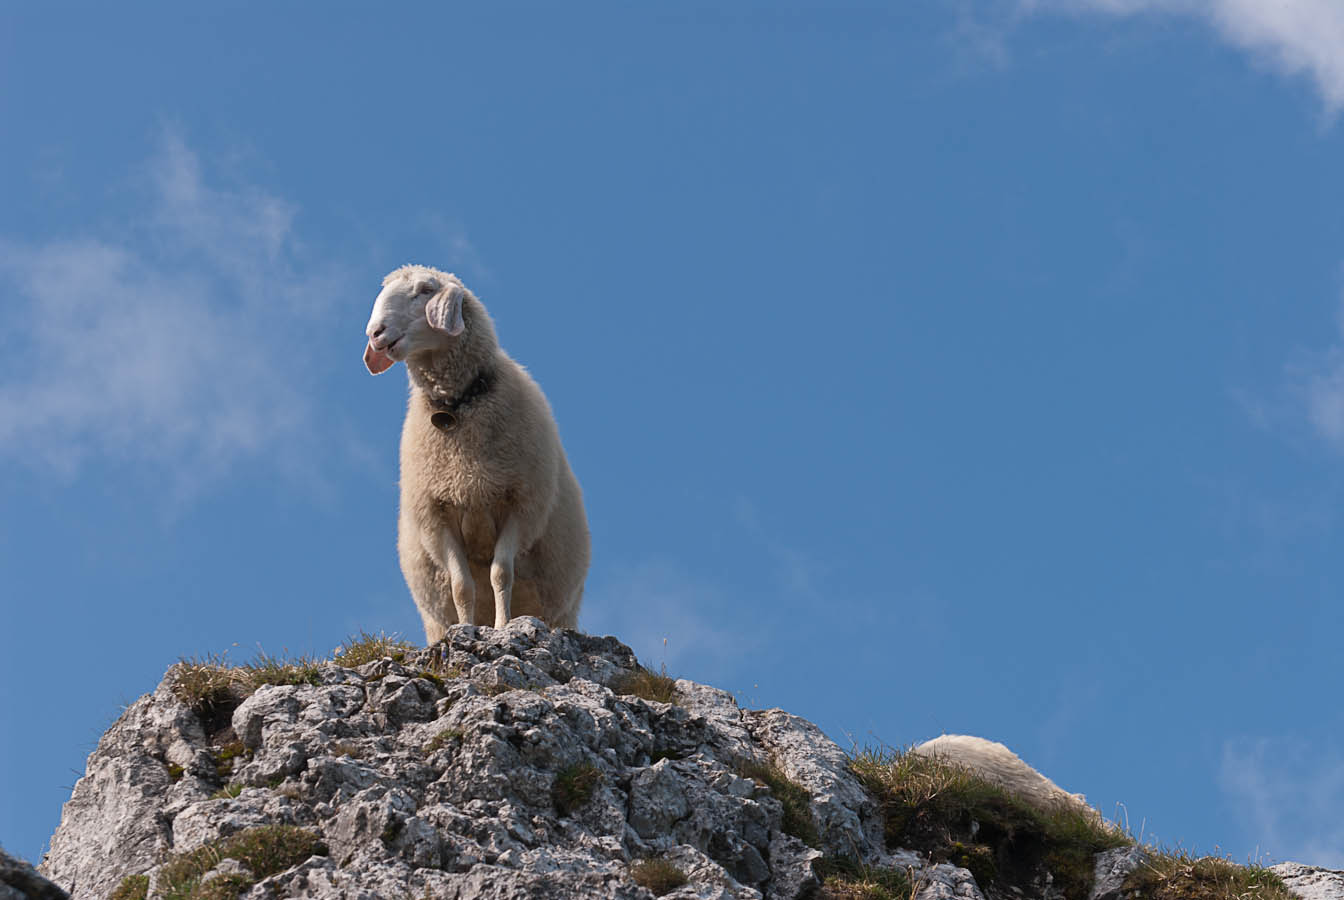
[46,618,1323,900]
[1272,862,1344,900]
[0,847,67,900]
[913,862,987,900]
[38,620,886,900]
[1089,846,1148,900]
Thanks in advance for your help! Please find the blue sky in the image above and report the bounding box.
[4,0,1344,870]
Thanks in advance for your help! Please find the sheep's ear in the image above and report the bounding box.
[425,283,465,336]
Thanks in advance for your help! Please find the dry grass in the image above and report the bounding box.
[109,874,149,900]
[1124,850,1295,900]
[553,761,604,817]
[611,665,678,704]
[332,631,415,668]
[157,824,326,900]
[170,649,320,728]
[630,858,689,895]
[849,744,1128,900]
[814,858,914,900]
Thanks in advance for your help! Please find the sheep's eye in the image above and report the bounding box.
[417,283,436,296]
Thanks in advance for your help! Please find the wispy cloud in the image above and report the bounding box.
[1020,0,1344,114]
[1301,346,1344,449]
[582,559,757,683]
[0,132,346,488]
[1219,736,1344,867]
[1257,294,1344,455]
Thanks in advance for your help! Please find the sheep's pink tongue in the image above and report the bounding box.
[364,343,394,375]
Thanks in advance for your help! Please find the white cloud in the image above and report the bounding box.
[1021,0,1344,113]
[0,132,341,486]
[1220,736,1344,866]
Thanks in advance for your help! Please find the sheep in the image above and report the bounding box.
[911,734,1099,819]
[363,264,590,641]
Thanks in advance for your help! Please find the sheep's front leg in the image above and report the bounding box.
[427,527,475,626]
[491,516,522,629]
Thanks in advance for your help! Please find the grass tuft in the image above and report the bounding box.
[109,874,149,900]
[238,650,322,689]
[213,741,249,779]
[171,657,239,722]
[612,665,678,704]
[849,744,1128,900]
[210,783,243,801]
[332,630,415,668]
[166,762,185,782]
[423,728,465,755]
[552,761,604,817]
[739,759,820,848]
[630,858,689,895]
[157,824,326,900]
[170,647,322,733]
[814,857,914,900]
[1124,850,1295,900]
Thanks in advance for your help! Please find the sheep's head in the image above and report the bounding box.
[363,266,466,375]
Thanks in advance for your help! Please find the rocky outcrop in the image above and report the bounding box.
[40,618,917,900]
[1,847,67,900]
[34,617,1331,900]
[1272,863,1344,900]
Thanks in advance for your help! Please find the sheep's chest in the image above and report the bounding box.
[402,407,513,562]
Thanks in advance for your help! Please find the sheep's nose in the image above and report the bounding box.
[370,324,386,339]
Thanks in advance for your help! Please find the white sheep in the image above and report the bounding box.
[363,265,590,640]
[912,735,1098,818]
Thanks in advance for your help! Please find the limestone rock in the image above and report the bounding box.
[41,617,1331,900]
[1271,862,1344,900]
[39,620,884,900]
[1089,846,1148,900]
[913,862,988,900]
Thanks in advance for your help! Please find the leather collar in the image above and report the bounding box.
[428,368,495,431]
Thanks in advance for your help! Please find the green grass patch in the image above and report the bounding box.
[157,824,326,900]
[210,783,243,801]
[110,873,149,900]
[166,762,185,782]
[190,874,253,900]
[849,745,1128,900]
[213,741,249,779]
[332,630,415,668]
[814,857,914,900]
[739,759,820,848]
[630,858,689,895]
[423,728,465,755]
[611,665,678,704]
[415,669,445,688]
[1123,850,1295,900]
[552,761,603,817]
